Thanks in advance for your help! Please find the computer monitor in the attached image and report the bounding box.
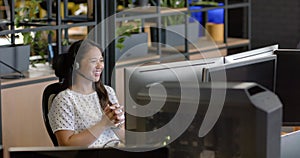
[124,57,224,152]
[202,55,277,92]
[124,57,224,103]
[125,81,282,158]
[9,146,169,158]
[0,45,30,75]
[224,44,278,63]
[274,49,300,125]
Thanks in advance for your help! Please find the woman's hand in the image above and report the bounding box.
[103,104,125,127]
[107,104,125,142]
[113,104,125,127]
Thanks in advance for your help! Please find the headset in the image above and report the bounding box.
[74,62,80,70]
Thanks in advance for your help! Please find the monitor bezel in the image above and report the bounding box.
[202,55,277,91]
[133,57,224,72]
[224,44,278,63]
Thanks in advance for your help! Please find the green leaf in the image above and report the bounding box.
[62,39,70,46]
[118,37,126,43]
[116,43,125,50]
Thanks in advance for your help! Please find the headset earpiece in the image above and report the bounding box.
[75,62,80,70]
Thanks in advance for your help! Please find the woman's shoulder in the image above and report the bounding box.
[53,89,73,101]
[56,88,71,96]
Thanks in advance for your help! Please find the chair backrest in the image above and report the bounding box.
[42,53,70,146]
[42,82,64,146]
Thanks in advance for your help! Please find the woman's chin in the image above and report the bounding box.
[94,76,101,82]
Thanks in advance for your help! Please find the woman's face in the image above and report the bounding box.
[78,46,104,82]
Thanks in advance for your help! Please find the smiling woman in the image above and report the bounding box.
[48,39,125,148]
[73,46,104,83]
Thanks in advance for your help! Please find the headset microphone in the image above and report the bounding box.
[74,62,92,81]
[75,69,94,82]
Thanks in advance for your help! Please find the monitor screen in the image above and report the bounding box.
[274,49,300,125]
[202,55,276,92]
[224,44,278,63]
[125,81,282,158]
[9,146,169,158]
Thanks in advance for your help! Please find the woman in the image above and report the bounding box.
[48,39,124,147]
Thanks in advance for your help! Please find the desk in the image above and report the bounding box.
[1,67,58,158]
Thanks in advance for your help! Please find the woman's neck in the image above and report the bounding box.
[71,81,95,94]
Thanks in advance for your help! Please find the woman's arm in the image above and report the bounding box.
[110,104,125,142]
[112,123,125,143]
[54,105,117,146]
[55,120,108,146]
[105,85,125,142]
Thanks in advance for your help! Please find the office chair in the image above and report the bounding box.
[42,53,71,146]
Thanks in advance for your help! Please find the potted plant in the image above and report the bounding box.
[14,0,51,67]
[150,0,200,47]
[115,20,148,61]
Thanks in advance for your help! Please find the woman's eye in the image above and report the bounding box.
[90,59,104,63]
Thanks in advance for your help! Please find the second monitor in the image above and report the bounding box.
[202,55,277,92]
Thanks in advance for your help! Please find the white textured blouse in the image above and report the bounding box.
[48,85,120,148]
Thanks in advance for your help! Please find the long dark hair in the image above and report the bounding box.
[62,39,112,109]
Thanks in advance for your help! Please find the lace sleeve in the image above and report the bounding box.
[104,85,119,105]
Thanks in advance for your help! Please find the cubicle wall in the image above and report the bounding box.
[0,77,2,146]
[1,75,57,158]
